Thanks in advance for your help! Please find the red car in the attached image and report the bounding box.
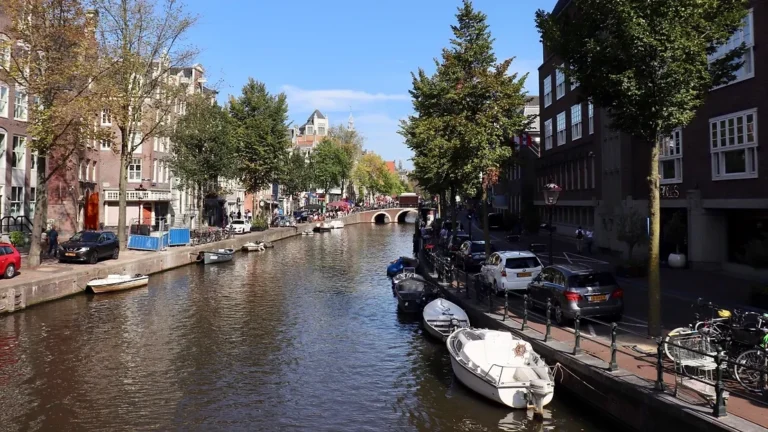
[0,243,21,278]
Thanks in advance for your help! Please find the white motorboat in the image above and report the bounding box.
[242,242,265,252]
[87,274,149,294]
[313,222,332,233]
[422,298,470,341]
[446,328,554,413]
[302,230,314,236]
[329,220,344,229]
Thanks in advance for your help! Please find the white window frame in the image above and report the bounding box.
[544,119,553,150]
[588,102,594,134]
[101,108,112,126]
[543,75,552,107]
[710,108,758,180]
[571,104,582,140]
[91,161,96,181]
[131,132,143,153]
[14,87,28,121]
[709,10,754,88]
[556,112,566,146]
[12,135,25,169]
[10,186,23,217]
[30,151,37,171]
[659,128,683,184]
[318,126,325,136]
[306,125,314,135]
[555,65,565,99]
[128,157,142,182]
[0,83,8,118]
[0,34,10,70]
[28,187,36,218]
[153,159,158,182]
[100,139,111,151]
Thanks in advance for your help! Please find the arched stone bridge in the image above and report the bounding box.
[342,208,419,224]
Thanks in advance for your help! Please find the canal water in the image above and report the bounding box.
[0,224,612,432]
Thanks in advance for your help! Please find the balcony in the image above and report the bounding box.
[104,189,172,201]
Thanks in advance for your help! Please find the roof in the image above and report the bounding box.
[305,109,326,125]
[526,96,540,106]
[386,161,396,173]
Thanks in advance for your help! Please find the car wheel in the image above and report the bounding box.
[112,248,119,260]
[554,303,569,326]
[89,252,98,264]
[4,264,15,279]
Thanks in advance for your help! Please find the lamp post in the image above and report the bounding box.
[135,184,147,225]
[542,182,562,266]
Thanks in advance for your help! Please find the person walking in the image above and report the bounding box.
[585,228,594,254]
[47,226,59,258]
[237,210,242,220]
[575,226,585,253]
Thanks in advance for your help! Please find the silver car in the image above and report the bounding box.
[527,264,624,325]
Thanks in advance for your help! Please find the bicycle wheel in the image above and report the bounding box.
[733,349,765,393]
[664,327,693,362]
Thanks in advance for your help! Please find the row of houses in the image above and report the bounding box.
[496,0,766,275]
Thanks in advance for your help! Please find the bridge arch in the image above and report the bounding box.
[395,209,418,223]
[371,212,391,224]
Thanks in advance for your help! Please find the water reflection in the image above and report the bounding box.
[0,224,609,431]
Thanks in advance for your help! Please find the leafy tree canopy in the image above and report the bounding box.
[311,138,351,193]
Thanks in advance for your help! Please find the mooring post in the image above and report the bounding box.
[522,294,528,330]
[545,299,552,342]
[573,314,581,355]
[609,322,618,371]
[713,350,727,417]
[655,337,665,391]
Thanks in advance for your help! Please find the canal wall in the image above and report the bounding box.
[415,258,761,432]
[0,227,301,315]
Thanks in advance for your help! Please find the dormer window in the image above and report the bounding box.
[307,125,314,135]
[318,126,325,135]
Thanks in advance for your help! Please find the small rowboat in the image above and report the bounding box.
[242,242,265,252]
[87,274,149,294]
[313,222,332,233]
[329,220,344,229]
[196,248,235,264]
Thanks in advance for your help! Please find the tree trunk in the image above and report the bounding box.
[27,169,49,268]
[482,185,491,256]
[198,182,205,228]
[450,184,458,232]
[647,140,662,336]
[117,135,129,251]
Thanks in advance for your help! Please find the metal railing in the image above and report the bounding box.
[419,245,768,419]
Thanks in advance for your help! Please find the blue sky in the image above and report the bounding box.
[184,0,557,168]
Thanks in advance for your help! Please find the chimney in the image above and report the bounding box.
[85,9,99,37]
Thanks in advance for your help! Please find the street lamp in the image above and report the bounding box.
[135,184,147,225]
[542,182,562,266]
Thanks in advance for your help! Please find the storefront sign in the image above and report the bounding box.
[660,184,681,199]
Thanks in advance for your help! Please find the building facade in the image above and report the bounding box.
[537,0,765,274]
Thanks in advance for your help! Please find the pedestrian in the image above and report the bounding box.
[575,226,585,253]
[47,225,59,258]
[237,210,242,220]
[585,228,594,254]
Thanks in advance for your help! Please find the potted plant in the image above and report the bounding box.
[250,216,269,232]
[615,207,648,277]
[664,212,687,269]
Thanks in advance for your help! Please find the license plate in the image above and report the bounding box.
[589,294,608,302]
[65,252,76,257]
[517,272,532,277]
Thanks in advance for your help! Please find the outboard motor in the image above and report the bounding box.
[529,379,553,421]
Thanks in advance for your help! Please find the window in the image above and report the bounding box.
[128,157,142,182]
[101,109,111,125]
[588,102,594,134]
[91,162,96,181]
[709,10,754,87]
[659,128,683,184]
[591,157,595,188]
[306,125,314,135]
[131,132,143,153]
[28,187,36,217]
[100,139,111,150]
[10,187,23,216]
[555,66,565,99]
[14,87,28,121]
[0,132,5,166]
[570,75,579,91]
[12,136,25,169]
[710,109,758,180]
[571,104,582,140]
[153,159,158,182]
[544,119,553,150]
[0,35,10,69]
[543,75,552,107]
[318,126,325,135]
[556,112,566,145]
[0,83,8,117]
[30,152,37,170]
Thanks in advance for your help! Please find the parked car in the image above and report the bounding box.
[487,212,504,230]
[527,264,624,325]
[0,242,21,278]
[58,231,120,264]
[441,220,465,232]
[480,251,543,293]
[229,219,248,234]
[446,232,471,255]
[455,240,497,271]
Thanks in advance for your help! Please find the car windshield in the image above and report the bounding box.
[232,220,245,225]
[505,257,541,269]
[569,272,617,288]
[470,243,487,253]
[70,232,100,242]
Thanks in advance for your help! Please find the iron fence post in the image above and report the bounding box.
[503,289,508,321]
[655,337,665,391]
[545,299,552,342]
[713,350,727,417]
[573,314,581,355]
[609,322,618,371]
[465,270,470,298]
[522,294,529,330]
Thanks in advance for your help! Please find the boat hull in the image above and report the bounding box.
[313,227,332,233]
[422,299,470,341]
[397,297,425,313]
[423,316,451,341]
[198,250,234,264]
[88,277,149,294]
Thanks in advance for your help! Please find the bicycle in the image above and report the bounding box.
[733,333,768,393]
[665,299,731,361]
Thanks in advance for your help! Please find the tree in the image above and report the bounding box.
[328,124,362,197]
[93,0,198,249]
[1,0,106,267]
[228,78,290,213]
[401,0,531,253]
[536,0,749,335]
[280,149,311,199]
[311,138,350,197]
[616,207,647,260]
[168,94,236,220]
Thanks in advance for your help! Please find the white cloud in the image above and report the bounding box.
[280,85,409,113]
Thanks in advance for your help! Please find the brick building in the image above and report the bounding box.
[537,0,766,274]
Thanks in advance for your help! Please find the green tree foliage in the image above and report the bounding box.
[281,149,312,199]
[616,207,648,260]
[229,78,291,196]
[536,0,749,335]
[168,95,236,212]
[401,0,531,253]
[311,138,351,195]
[352,152,392,198]
[327,124,362,196]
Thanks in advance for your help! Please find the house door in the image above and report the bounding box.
[84,192,100,230]
[142,204,152,226]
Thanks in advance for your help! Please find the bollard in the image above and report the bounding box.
[713,350,727,417]
[655,337,665,391]
[545,299,552,342]
[609,322,618,371]
[573,314,582,355]
[522,294,529,330]
[503,289,508,321]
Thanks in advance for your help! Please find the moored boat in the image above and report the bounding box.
[446,328,554,413]
[422,298,470,341]
[329,220,344,229]
[87,274,149,294]
[242,242,265,252]
[301,230,314,236]
[196,248,235,264]
[393,274,434,313]
[313,222,332,233]
[387,256,419,277]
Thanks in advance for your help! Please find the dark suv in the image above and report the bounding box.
[59,231,120,264]
[455,240,497,271]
